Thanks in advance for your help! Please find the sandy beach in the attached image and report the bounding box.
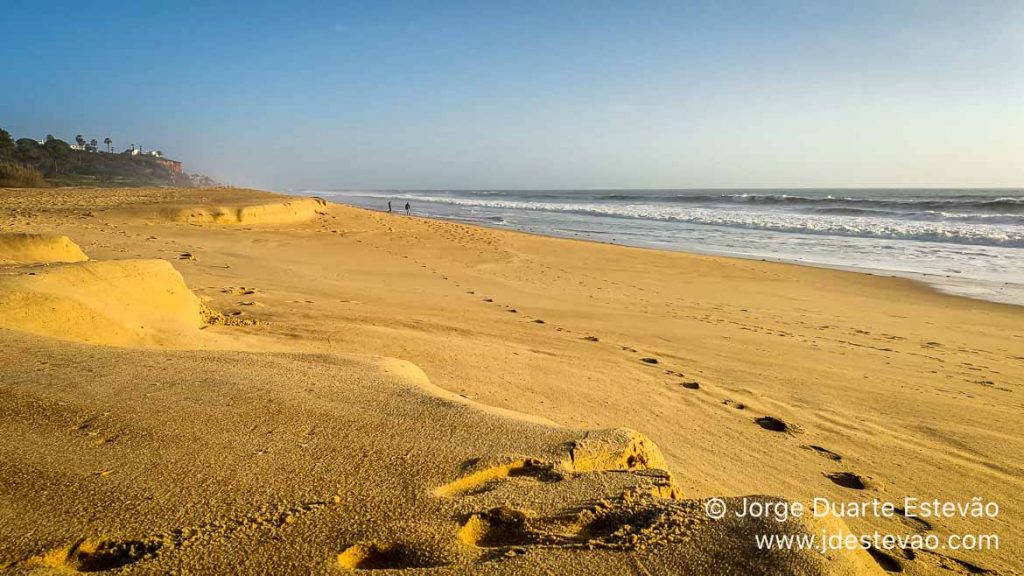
[1,187,1020,575]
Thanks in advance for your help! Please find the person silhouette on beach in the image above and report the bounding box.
[387,201,392,213]
[405,202,410,215]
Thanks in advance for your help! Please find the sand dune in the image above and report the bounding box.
[0,233,88,265]
[1,187,1020,575]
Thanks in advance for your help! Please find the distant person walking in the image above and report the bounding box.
[404,202,411,215]
[387,201,392,213]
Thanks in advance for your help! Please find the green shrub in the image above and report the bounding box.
[0,162,49,188]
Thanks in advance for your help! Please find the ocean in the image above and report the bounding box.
[308,189,1024,306]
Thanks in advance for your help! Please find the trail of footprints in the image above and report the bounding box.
[375,240,889,508]
[208,225,1014,574]
[367,237,888,507]
[357,238,1003,575]
[748,416,997,573]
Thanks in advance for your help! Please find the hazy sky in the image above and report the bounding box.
[2,1,1022,190]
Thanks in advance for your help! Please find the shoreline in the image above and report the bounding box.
[311,194,1024,308]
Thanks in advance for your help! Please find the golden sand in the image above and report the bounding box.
[0,233,88,265]
[0,187,1019,575]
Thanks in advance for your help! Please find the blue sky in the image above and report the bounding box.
[2,1,1021,189]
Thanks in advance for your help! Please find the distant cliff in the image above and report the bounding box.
[0,128,218,188]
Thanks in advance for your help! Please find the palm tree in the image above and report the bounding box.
[104,137,112,152]
[75,134,85,148]
[89,138,98,151]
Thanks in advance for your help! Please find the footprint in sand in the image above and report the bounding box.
[824,471,867,490]
[754,416,801,433]
[457,506,534,549]
[336,541,447,571]
[723,399,746,410]
[434,459,562,498]
[640,357,659,365]
[679,382,700,390]
[26,538,161,572]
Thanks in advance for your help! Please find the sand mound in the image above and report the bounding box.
[435,428,682,499]
[0,233,89,265]
[335,541,447,571]
[163,197,328,225]
[0,259,206,346]
[564,427,671,472]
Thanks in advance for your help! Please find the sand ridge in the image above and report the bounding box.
[159,196,329,225]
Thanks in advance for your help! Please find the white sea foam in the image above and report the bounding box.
[380,195,1024,248]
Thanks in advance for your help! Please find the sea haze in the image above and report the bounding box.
[307,189,1024,306]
